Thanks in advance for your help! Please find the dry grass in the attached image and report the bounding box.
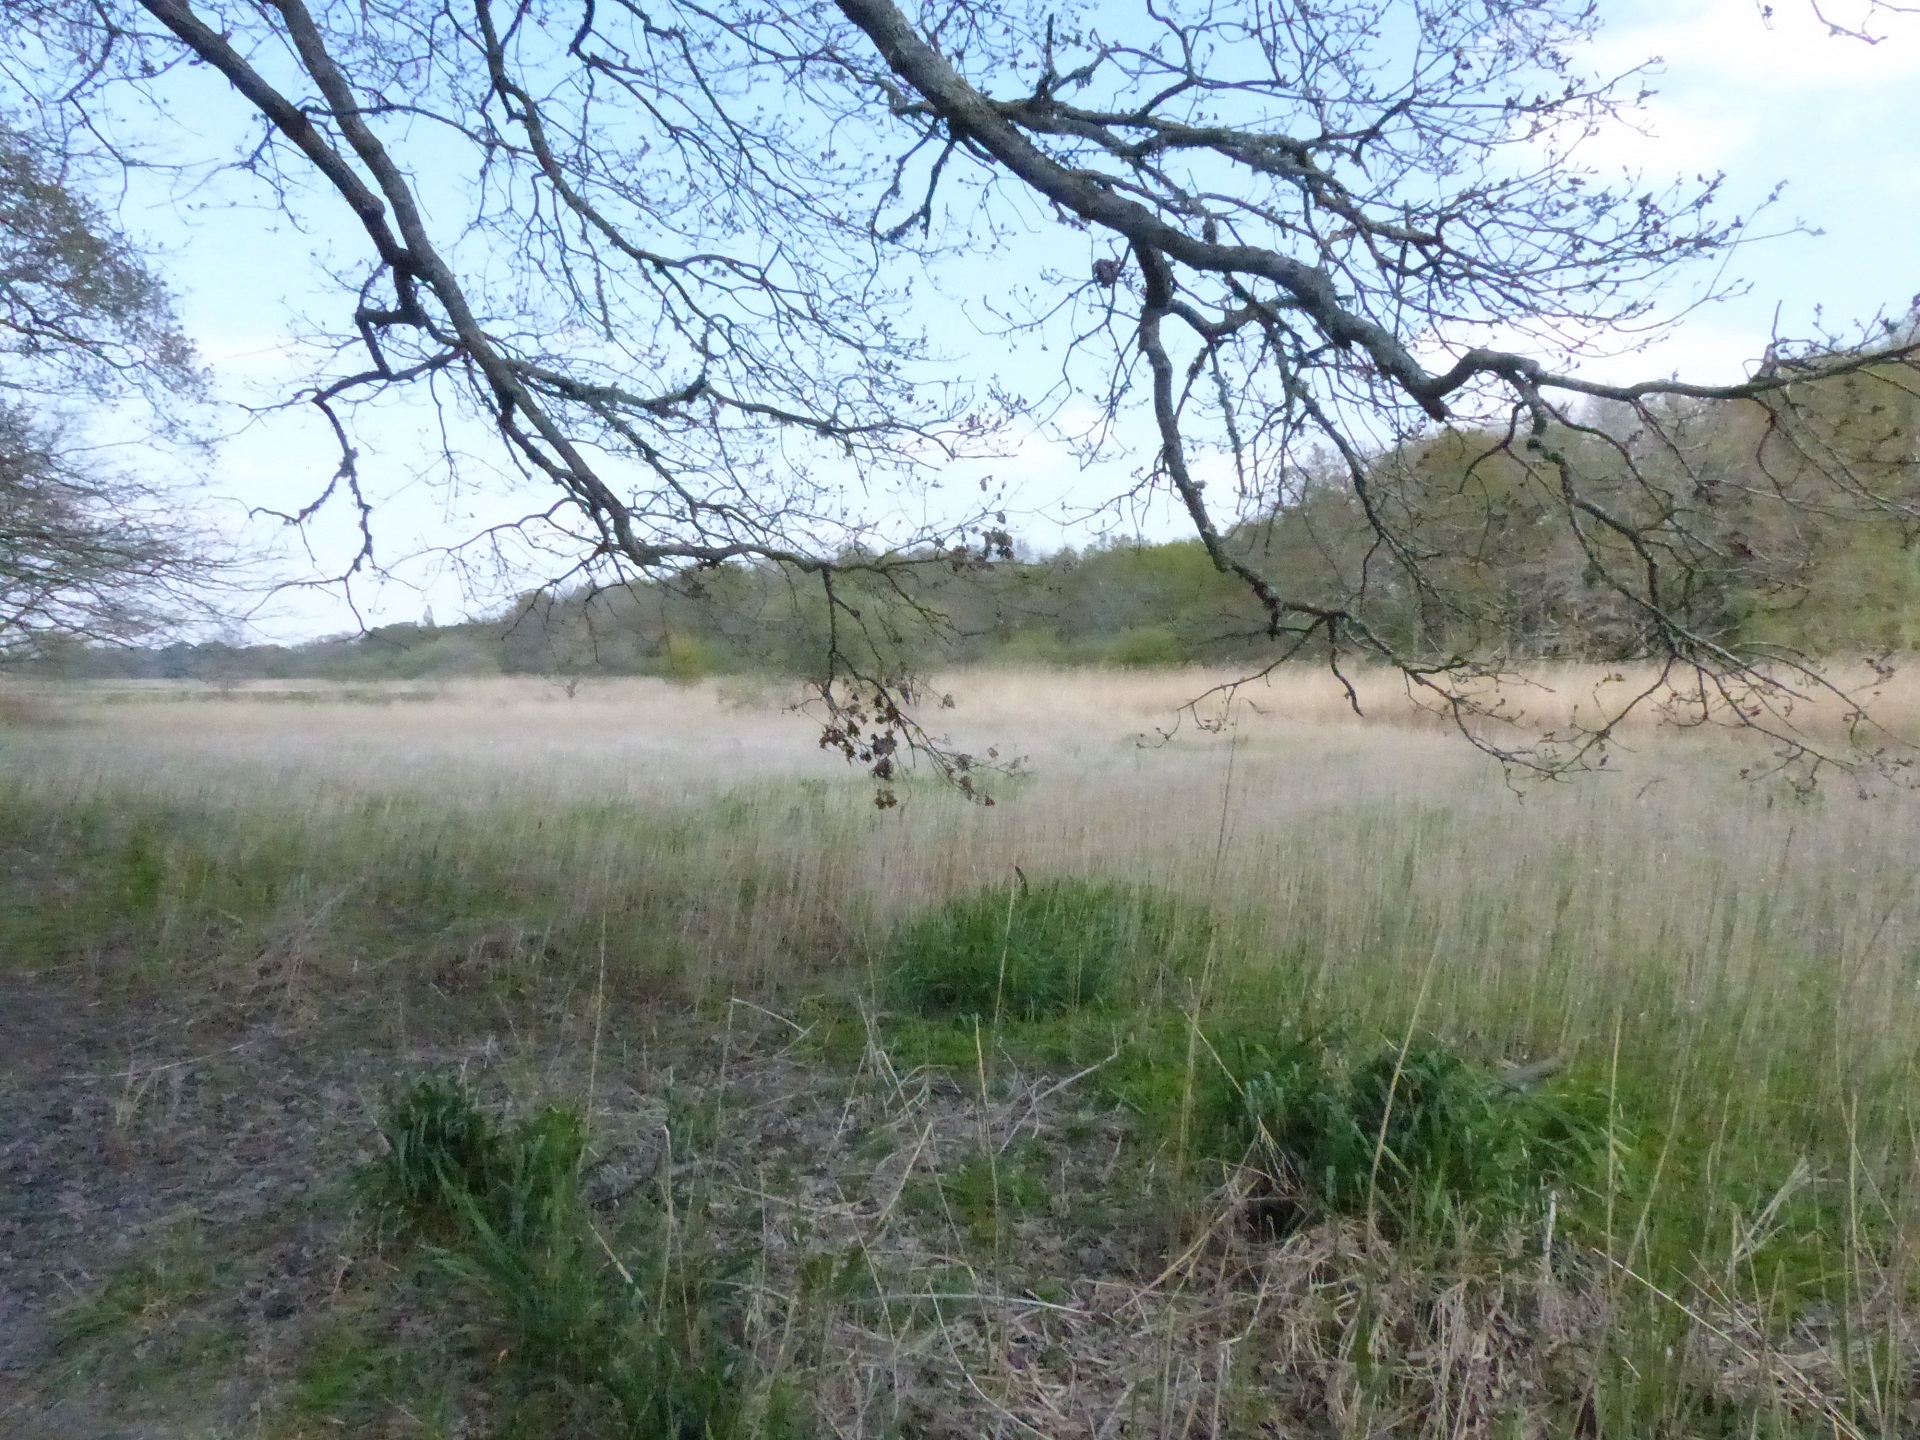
[10,667,1920,1050]
[5,665,1920,1436]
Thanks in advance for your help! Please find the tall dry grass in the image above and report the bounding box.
[9,666,1920,1434]
[8,667,1920,1061]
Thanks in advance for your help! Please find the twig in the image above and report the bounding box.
[999,1044,1122,1154]
[57,1040,253,1083]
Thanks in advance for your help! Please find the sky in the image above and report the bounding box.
[127,0,1920,642]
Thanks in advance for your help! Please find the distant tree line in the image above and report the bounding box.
[42,367,1920,686]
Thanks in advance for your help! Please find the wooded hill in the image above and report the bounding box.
[47,378,1920,683]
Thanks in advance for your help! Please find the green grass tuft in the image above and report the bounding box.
[1198,1030,1604,1233]
[361,1075,801,1440]
[889,876,1213,1021]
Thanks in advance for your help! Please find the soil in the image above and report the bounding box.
[0,975,377,1436]
[0,956,1182,1438]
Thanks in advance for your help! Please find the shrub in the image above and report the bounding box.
[659,632,715,685]
[1199,1032,1603,1233]
[889,876,1213,1021]
[363,1073,514,1236]
[1104,624,1186,668]
[988,627,1070,667]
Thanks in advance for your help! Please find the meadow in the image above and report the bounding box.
[4,667,1920,1438]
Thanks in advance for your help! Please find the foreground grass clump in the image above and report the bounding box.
[884,1001,1605,1239]
[889,875,1213,1020]
[1198,1030,1603,1233]
[363,1076,798,1440]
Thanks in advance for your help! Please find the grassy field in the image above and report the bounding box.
[3,668,1919,1437]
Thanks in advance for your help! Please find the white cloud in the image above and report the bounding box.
[1567,0,1920,181]
[1595,0,1920,92]
[1524,0,1920,376]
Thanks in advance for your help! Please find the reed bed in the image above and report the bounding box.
[9,667,1920,1054]
[6,667,1920,1436]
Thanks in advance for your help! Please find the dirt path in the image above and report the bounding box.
[0,978,372,1436]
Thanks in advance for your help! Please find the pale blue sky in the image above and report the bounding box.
[134,0,1920,640]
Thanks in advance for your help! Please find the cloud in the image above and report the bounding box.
[1596,0,1920,93]
[1573,0,1920,175]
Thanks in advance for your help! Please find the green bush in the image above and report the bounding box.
[1104,624,1186,668]
[988,627,1071,667]
[1199,1032,1603,1233]
[364,1073,515,1235]
[889,876,1213,1021]
[659,631,716,685]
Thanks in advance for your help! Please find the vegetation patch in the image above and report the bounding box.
[888,875,1213,1020]
[871,999,1603,1237]
[362,1075,796,1440]
[1192,1030,1605,1234]
[912,1138,1055,1248]
[51,1230,240,1394]
[8,697,1920,1438]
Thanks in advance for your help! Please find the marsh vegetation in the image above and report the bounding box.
[4,668,1920,1436]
